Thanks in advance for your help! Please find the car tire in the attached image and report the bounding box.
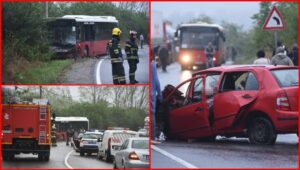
[199,135,216,142]
[38,153,44,161]
[2,151,13,161]
[113,159,117,169]
[249,117,277,145]
[104,150,111,162]
[80,151,84,156]
[122,160,126,169]
[97,151,103,160]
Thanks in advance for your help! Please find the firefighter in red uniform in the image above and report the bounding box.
[125,30,139,84]
[109,28,126,84]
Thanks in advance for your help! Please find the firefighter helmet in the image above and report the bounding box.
[112,27,122,36]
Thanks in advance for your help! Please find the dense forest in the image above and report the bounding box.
[2,2,148,84]
[2,86,148,131]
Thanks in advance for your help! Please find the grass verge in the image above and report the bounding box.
[10,60,74,84]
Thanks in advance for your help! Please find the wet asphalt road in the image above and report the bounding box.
[2,142,113,169]
[97,45,149,84]
[152,134,298,168]
[153,62,299,168]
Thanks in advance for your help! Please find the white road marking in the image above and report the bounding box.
[64,150,74,169]
[152,145,197,168]
[96,59,104,84]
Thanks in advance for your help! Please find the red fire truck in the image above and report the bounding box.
[174,22,226,70]
[2,104,51,161]
[48,15,118,58]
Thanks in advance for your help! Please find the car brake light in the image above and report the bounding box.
[276,93,290,111]
[128,152,139,160]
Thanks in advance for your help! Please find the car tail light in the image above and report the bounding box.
[128,152,139,160]
[276,92,291,111]
[80,140,86,147]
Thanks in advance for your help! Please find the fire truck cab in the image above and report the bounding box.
[2,103,51,161]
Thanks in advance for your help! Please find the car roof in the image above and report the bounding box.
[84,131,103,135]
[128,137,149,141]
[193,65,298,76]
[104,130,137,134]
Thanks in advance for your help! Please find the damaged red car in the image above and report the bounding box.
[159,65,298,145]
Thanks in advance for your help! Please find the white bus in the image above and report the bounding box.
[54,117,89,140]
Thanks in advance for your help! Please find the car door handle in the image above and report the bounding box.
[242,94,252,99]
[195,107,203,112]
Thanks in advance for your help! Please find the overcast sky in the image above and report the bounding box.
[152,2,261,30]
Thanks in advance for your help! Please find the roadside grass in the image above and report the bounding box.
[12,60,74,84]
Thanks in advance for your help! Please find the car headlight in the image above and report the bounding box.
[182,55,191,63]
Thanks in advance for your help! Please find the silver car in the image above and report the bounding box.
[113,137,149,169]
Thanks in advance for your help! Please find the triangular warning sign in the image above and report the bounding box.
[263,6,285,30]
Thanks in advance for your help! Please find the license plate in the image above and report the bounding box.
[88,141,95,144]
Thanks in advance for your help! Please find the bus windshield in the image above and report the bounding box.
[49,20,76,46]
[52,26,76,45]
[180,27,220,50]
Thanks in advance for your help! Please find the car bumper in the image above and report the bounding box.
[80,146,98,153]
[276,110,298,133]
[126,160,149,168]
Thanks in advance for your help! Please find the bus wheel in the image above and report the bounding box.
[84,47,89,57]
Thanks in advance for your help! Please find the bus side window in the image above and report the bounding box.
[91,25,96,41]
[80,25,85,42]
[76,26,81,42]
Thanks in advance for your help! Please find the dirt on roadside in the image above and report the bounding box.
[60,58,98,84]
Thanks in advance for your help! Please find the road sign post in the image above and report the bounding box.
[262,6,285,50]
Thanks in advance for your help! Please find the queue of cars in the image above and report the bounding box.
[71,128,149,168]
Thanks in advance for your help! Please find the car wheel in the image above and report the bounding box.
[2,151,13,161]
[80,151,84,156]
[122,160,126,169]
[199,135,216,142]
[249,117,277,145]
[97,151,103,160]
[104,150,111,162]
[38,153,44,161]
[113,159,117,169]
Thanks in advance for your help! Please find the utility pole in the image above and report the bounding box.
[45,2,48,18]
[40,86,43,99]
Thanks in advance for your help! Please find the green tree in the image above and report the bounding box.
[251,2,298,52]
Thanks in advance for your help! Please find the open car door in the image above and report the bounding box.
[213,71,260,131]
[164,76,212,139]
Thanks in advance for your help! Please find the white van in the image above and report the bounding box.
[97,129,138,162]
